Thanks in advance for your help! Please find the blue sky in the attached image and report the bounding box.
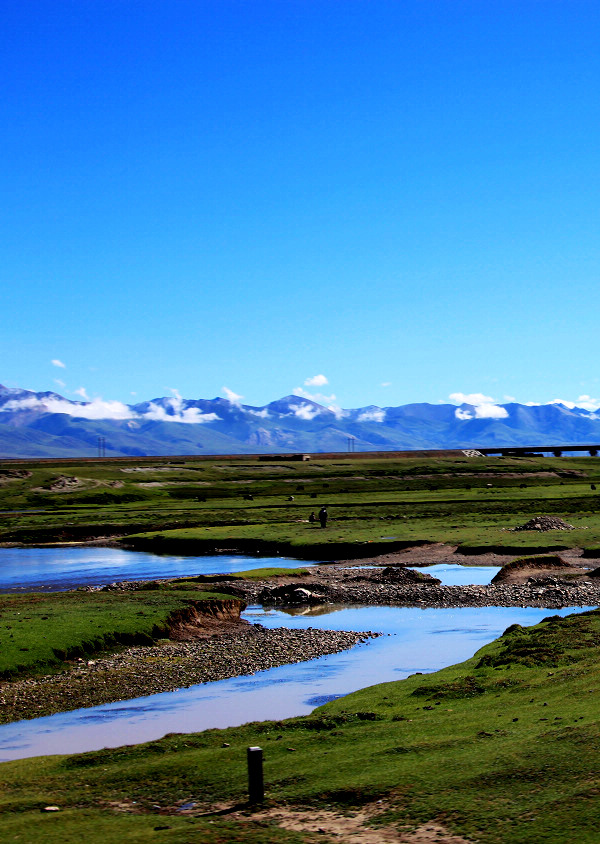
[2,0,600,412]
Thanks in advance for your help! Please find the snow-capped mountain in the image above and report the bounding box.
[1,384,599,458]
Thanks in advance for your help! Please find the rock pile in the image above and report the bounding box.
[511,516,575,532]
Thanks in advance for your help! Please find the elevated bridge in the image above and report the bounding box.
[477,444,600,457]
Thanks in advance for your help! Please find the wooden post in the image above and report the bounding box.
[247,746,264,804]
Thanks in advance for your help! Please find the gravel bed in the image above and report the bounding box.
[0,625,377,725]
[200,576,600,610]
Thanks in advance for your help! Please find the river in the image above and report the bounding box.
[0,548,594,762]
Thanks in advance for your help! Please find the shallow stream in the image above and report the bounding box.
[0,548,593,763]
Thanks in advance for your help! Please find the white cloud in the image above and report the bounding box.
[547,395,600,412]
[381,382,391,388]
[578,395,600,411]
[455,408,473,420]
[449,392,496,405]
[71,398,135,420]
[294,403,321,420]
[53,379,66,388]
[304,374,328,387]
[449,392,508,420]
[547,399,575,409]
[503,395,516,403]
[51,359,66,368]
[222,386,243,405]
[473,403,509,419]
[1,393,219,424]
[2,395,135,420]
[328,404,348,420]
[293,386,336,405]
[144,391,221,424]
[247,408,270,418]
[74,387,89,400]
[358,408,386,423]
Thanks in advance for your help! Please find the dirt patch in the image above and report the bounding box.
[167,600,248,640]
[202,802,474,843]
[491,554,588,585]
[0,469,32,484]
[337,542,591,570]
[33,476,102,493]
[336,543,515,569]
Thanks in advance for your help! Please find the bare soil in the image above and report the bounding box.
[178,799,474,843]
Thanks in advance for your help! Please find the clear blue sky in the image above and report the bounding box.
[2,0,599,411]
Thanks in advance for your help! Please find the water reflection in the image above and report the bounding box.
[0,602,591,762]
[0,547,500,594]
[0,547,315,593]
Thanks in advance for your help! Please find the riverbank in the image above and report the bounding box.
[2,608,599,844]
[0,624,377,724]
[116,551,600,610]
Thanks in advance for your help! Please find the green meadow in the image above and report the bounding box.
[0,588,237,682]
[2,452,600,555]
[2,452,600,841]
[1,609,599,843]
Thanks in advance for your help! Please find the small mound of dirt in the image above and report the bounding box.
[492,554,577,584]
[377,567,441,585]
[510,516,575,532]
[49,475,81,491]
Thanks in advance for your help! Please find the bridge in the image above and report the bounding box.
[476,444,600,457]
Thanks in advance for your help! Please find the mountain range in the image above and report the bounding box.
[1,384,599,458]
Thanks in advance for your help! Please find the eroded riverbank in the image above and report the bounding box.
[0,624,375,724]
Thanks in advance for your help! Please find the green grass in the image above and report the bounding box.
[1,609,599,842]
[121,511,600,558]
[0,588,238,680]
[3,453,600,554]
[170,568,311,586]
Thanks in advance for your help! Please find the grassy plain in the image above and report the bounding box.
[2,454,600,841]
[1,609,599,843]
[2,452,600,555]
[0,588,237,681]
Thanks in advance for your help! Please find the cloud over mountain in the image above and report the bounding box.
[2,383,600,458]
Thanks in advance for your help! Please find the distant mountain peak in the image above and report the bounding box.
[1,383,600,457]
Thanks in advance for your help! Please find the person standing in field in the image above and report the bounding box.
[318,506,328,528]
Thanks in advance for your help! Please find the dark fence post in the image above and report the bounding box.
[247,746,264,804]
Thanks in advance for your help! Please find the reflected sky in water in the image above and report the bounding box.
[0,547,315,593]
[0,602,592,762]
[0,546,501,593]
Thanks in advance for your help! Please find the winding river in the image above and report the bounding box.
[0,548,593,762]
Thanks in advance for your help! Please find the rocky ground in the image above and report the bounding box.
[3,544,599,725]
[0,624,377,724]
[156,552,600,610]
